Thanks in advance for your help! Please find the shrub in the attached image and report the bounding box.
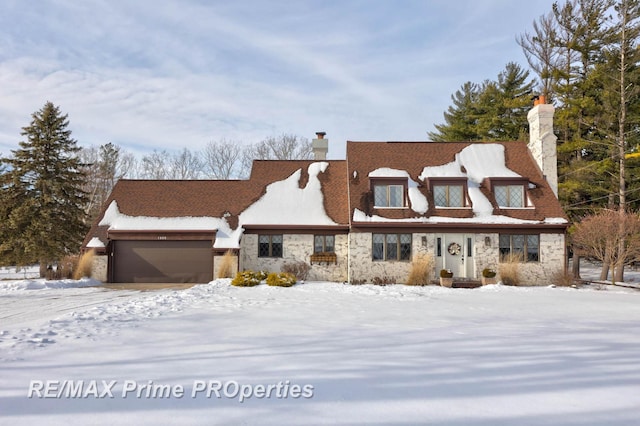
[372,276,394,286]
[217,250,236,279]
[551,268,575,287]
[46,255,79,280]
[350,278,367,285]
[406,253,434,285]
[73,250,95,280]
[231,270,261,287]
[482,267,497,278]
[440,269,453,278]
[282,261,310,281]
[499,254,522,286]
[266,272,296,287]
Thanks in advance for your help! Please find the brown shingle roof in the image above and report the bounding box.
[346,141,567,225]
[82,160,349,249]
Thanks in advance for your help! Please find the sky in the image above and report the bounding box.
[0,0,558,160]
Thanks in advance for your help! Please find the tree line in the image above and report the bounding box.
[80,135,312,221]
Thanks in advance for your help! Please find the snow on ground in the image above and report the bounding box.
[1,273,640,425]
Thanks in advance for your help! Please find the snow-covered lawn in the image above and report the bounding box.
[1,277,640,425]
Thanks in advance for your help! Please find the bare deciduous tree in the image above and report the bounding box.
[241,134,313,179]
[139,150,169,180]
[80,143,135,221]
[203,139,243,179]
[572,209,640,283]
[169,147,203,179]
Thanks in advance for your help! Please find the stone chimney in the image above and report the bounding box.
[527,96,558,197]
[312,132,328,160]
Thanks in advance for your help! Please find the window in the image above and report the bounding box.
[434,185,464,207]
[373,233,411,261]
[495,185,525,207]
[374,184,405,207]
[499,234,539,262]
[314,235,335,253]
[258,235,283,258]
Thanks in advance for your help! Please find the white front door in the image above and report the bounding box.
[438,234,475,278]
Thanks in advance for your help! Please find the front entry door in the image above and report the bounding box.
[439,234,474,278]
[444,234,465,277]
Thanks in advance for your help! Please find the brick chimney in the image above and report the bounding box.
[527,96,558,197]
[312,132,328,160]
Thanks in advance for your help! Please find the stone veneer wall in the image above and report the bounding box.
[348,231,565,285]
[240,234,348,282]
[348,233,431,284]
[91,255,108,282]
[514,233,565,285]
[476,232,565,285]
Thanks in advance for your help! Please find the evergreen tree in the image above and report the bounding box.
[429,82,483,141]
[0,102,88,270]
[429,63,535,142]
[477,62,536,141]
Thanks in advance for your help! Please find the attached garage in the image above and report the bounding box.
[111,240,214,283]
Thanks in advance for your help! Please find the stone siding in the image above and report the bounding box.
[514,233,565,285]
[348,231,565,285]
[348,233,418,284]
[91,255,108,282]
[240,234,348,282]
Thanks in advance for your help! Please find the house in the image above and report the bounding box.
[82,99,568,285]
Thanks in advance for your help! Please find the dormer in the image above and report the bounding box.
[371,178,407,208]
[485,177,532,208]
[426,177,470,208]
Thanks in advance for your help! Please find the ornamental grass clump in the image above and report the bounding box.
[217,250,235,279]
[406,253,434,286]
[499,253,522,286]
[73,250,95,280]
[231,271,261,287]
[266,272,297,287]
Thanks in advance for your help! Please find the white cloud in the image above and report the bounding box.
[0,0,557,159]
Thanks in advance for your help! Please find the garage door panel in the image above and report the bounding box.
[113,240,213,283]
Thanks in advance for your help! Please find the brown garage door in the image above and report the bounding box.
[112,240,213,283]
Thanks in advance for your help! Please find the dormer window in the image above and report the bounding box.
[487,178,529,208]
[433,184,464,207]
[372,180,406,208]
[494,184,524,208]
[427,178,469,208]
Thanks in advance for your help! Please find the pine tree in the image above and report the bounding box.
[428,82,483,141]
[0,102,88,270]
[429,63,535,142]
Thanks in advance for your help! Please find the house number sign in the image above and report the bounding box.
[447,242,461,256]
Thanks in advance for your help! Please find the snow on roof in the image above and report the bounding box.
[239,162,337,226]
[369,168,428,214]
[356,144,567,225]
[99,201,226,231]
[86,237,105,248]
[421,144,521,219]
[419,144,521,183]
[97,162,337,249]
[353,209,567,225]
